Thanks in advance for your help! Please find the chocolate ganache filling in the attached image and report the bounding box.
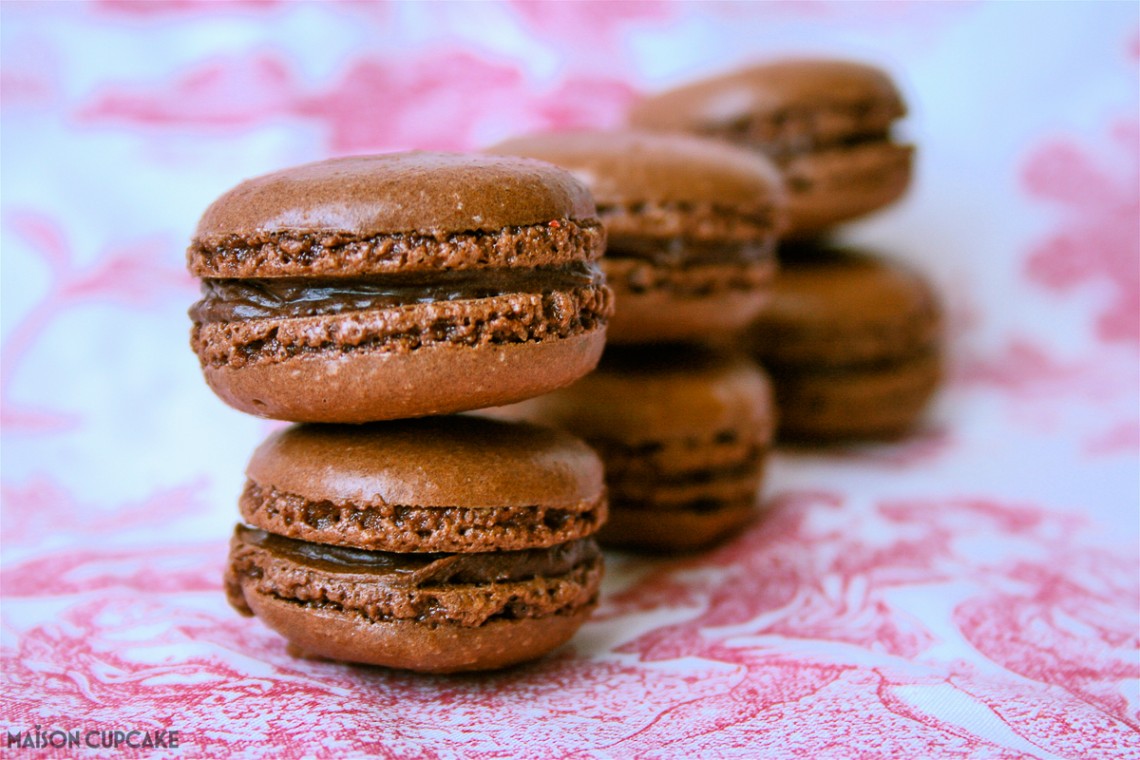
[191,262,604,323]
[234,525,601,587]
[758,128,894,162]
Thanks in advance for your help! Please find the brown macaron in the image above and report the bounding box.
[488,345,775,552]
[488,131,784,344]
[629,59,913,238]
[224,415,607,673]
[188,152,613,423]
[746,246,942,441]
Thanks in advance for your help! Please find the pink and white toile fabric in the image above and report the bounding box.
[2,2,1137,757]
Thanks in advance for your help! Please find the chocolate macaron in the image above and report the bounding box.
[490,345,775,551]
[488,131,783,344]
[225,415,607,673]
[629,59,913,238]
[746,246,942,441]
[189,152,613,422]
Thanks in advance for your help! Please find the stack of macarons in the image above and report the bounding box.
[190,56,947,672]
[188,152,616,672]
[486,131,783,551]
[631,58,943,442]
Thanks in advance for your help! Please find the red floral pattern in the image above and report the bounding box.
[78,51,638,154]
[1,211,192,432]
[2,2,1137,757]
[1022,120,1140,347]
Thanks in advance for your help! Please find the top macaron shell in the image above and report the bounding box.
[507,346,776,446]
[190,152,598,274]
[188,152,613,423]
[488,130,784,242]
[749,248,941,368]
[240,416,609,553]
[246,416,604,511]
[489,131,782,209]
[627,60,905,140]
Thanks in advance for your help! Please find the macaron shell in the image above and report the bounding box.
[750,248,941,367]
[188,217,606,278]
[594,432,770,496]
[246,416,605,510]
[628,59,906,139]
[604,258,775,344]
[783,141,914,237]
[608,458,765,511]
[240,584,598,673]
[201,323,607,424]
[598,501,760,553]
[487,130,783,211]
[194,152,598,239]
[239,479,607,553]
[507,347,775,443]
[772,350,942,441]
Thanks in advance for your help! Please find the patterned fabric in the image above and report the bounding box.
[2,2,1137,757]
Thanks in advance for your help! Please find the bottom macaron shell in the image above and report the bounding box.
[602,261,773,344]
[243,589,596,673]
[203,329,606,423]
[773,350,941,441]
[598,445,767,552]
[598,499,759,553]
[782,141,913,238]
[607,289,769,344]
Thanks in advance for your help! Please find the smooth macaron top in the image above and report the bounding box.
[488,131,783,212]
[193,152,598,241]
[246,416,605,510]
[628,59,906,141]
[506,346,774,443]
[753,248,941,365]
